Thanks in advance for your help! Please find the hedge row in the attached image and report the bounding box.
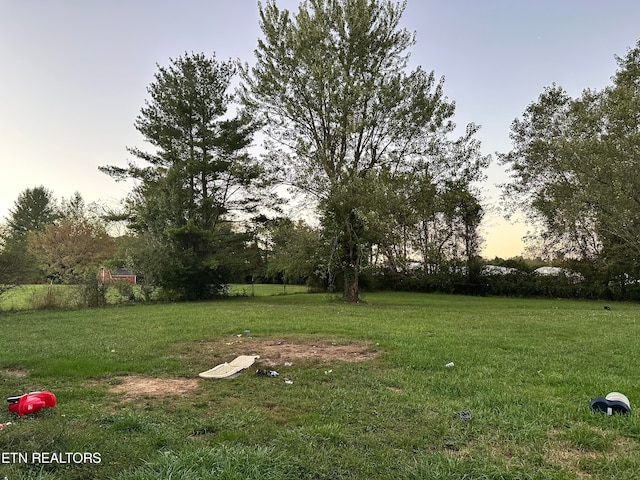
[361,269,640,302]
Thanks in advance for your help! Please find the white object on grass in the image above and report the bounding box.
[198,355,260,379]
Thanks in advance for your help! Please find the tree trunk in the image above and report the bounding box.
[342,223,361,303]
[344,263,360,302]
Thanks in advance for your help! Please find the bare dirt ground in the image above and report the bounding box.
[104,336,379,400]
[177,335,380,367]
[1,367,28,378]
[237,337,380,367]
[109,376,200,401]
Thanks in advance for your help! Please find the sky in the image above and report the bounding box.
[1,0,639,258]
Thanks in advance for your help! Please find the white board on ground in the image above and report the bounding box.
[198,355,260,379]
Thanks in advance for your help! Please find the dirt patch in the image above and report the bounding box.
[547,445,597,480]
[254,339,379,366]
[105,337,379,401]
[180,336,380,368]
[2,367,28,378]
[109,376,199,401]
[545,429,638,479]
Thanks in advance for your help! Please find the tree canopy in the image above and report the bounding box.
[5,186,58,239]
[101,52,273,300]
[242,0,488,301]
[500,39,640,279]
[27,193,115,283]
[0,186,59,283]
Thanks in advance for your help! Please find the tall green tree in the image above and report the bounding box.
[0,186,59,283]
[501,39,640,277]
[242,0,485,301]
[5,186,59,239]
[101,52,271,300]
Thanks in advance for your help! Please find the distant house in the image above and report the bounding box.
[98,268,137,285]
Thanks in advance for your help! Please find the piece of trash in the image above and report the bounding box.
[284,379,294,385]
[236,334,242,337]
[454,411,472,421]
[243,330,250,336]
[445,362,455,368]
[0,422,12,430]
[590,392,631,415]
[324,369,333,375]
[256,368,279,377]
[7,391,56,417]
[188,428,216,438]
[199,355,259,379]
[284,362,293,367]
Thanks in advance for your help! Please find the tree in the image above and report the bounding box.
[242,0,484,301]
[382,123,488,271]
[27,193,115,283]
[5,186,59,239]
[443,183,484,272]
[501,39,640,277]
[0,223,23,286]
[101,52,272,300]
[0,186,59,283]
[265,218,325,287]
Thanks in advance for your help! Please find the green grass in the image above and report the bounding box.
[0,283,309,311]
[0,284,73,311]
[1,292,639,479]
[226,283,309,297]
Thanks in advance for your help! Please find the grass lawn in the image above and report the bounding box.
[0,292,639,479]
[0,283,309,311]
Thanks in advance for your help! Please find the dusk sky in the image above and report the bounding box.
[2,0,639,258]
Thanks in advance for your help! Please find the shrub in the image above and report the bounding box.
[76,273,109,308]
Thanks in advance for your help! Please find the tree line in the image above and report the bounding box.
[500,38,640,297]
[1,0,639,303]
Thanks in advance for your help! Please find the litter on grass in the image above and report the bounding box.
[445,362,455,368]
[454,411,472,421]
[590,392,631,415]
[7,391,56,417]
[256,368,279,377]
[198,355,259,379]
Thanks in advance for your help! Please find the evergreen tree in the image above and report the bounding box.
[0,186,59,283]
[101,53,271,300]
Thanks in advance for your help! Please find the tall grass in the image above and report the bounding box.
[0,292,638,479]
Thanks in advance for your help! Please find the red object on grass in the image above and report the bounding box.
[7,391,56,417]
